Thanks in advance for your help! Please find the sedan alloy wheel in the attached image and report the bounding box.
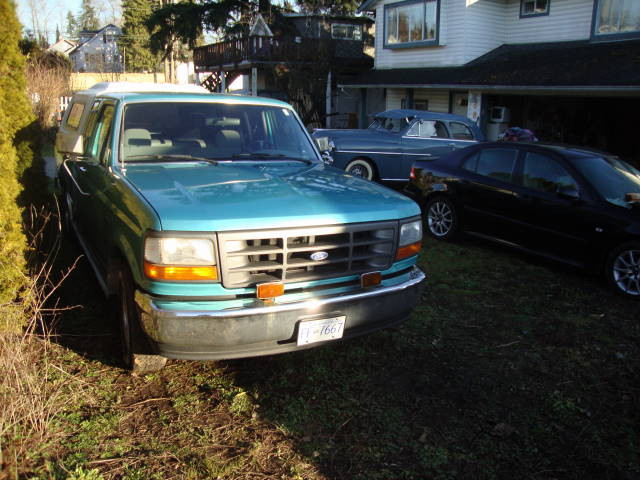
[611,247,640,297]
[426,197,458,240]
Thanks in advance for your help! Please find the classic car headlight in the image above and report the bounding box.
[396,219,422,260]
[144,236,218,281]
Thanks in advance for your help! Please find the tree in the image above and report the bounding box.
[295,0,359,15]
[79,0,100,31]
[120,0,159,72]
[66,11,79,39]
[0,0,34,328]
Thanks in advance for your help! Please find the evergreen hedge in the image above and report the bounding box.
[0,0,36,330]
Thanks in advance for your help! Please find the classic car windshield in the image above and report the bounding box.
[572,155,640,207]
[368,115,412,133]
[121,102,319,163]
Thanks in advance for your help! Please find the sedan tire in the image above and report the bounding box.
[425,196,459,240]
[116,265,167,372]
[606,242,640,299]
[345,158,375,181]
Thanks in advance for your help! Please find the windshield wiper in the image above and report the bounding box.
[230,153,313,165]
[124,154,218,165]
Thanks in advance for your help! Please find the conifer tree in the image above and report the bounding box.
[66,11,79,39]
[0,0,34,324]
[79,0,100,31]
[121,0,159,72]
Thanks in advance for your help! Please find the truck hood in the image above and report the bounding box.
[124,161,420,231]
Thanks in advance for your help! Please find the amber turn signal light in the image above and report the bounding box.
[257,282,285,299]
[396,241,422,260]
[361,271,382,288]
[144,261,218,281]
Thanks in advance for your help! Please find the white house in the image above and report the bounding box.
[69,24,124,73]
[340,0,640,162]
[48,37,77,56]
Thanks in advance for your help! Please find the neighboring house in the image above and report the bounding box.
[193,13,375,127]
[69,24,123,73]
[340,0,640,163]
[48,37,77,56]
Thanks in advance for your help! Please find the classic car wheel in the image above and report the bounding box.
[425,197,458,240]
[116,266,167,372]
[606,242,640,299]
[346,158,375,181]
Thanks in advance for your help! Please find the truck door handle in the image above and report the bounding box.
[78,166,87,172]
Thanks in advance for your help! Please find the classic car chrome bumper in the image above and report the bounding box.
[134,267,426,360]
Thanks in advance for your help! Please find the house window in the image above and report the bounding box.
[594,0,640,37]
[384,0,439,48]
[331,24,362,41]
[520,0,550,17]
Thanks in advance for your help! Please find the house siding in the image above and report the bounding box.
[375,0,467,69]
[463,0,507,63]
[386,88,449,111]
[505,0,593,44]
[372,0,595,70]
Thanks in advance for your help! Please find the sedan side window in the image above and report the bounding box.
[406,122,420,137]
[419,121,449,139]
[463,148,519,183]
[522,152,579,194]
[449,122,474,140]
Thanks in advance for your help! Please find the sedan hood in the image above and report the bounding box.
[124,161,419,231]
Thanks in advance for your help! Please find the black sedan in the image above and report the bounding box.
[405,142,640,298]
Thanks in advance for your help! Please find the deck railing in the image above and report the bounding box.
[194,35,372,69]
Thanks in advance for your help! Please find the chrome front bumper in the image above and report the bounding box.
[134,267,426,360]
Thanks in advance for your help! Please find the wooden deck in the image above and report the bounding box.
[193,35,373,71]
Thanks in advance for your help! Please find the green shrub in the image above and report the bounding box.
[0,0,36,330]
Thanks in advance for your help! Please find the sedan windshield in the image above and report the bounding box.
[368,115,411,133]
[572,155,640,207]
[121,102,319,163]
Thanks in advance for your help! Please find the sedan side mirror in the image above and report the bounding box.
[557,185,580,200]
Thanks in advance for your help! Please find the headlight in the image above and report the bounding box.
[144,236,218,281]
[399,220,422,246]
[396,219,422,260]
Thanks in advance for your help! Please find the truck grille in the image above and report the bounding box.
[217,221,398,288]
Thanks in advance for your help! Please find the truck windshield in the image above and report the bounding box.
[572,155,640,208]
[121,102,319,163]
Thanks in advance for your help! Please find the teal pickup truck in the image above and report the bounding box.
[57,87,425,372]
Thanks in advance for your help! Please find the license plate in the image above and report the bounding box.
[297,316,346,346]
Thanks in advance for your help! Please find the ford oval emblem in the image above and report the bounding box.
[310,251,329,261]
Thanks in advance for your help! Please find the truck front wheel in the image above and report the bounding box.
[115,266,167,373]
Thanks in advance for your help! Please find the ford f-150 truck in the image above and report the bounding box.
[56,86,426,372]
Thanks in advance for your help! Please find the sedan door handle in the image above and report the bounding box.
[448,143,456,147]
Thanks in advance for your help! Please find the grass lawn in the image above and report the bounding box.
[3,233,639,479]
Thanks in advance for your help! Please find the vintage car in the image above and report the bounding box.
[405,142,640,299]
[56,86,426,372]
[312,109,484,182]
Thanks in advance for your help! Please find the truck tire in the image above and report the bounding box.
[115,265,167,373]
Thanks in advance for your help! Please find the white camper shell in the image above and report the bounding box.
[55,82,209,162]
